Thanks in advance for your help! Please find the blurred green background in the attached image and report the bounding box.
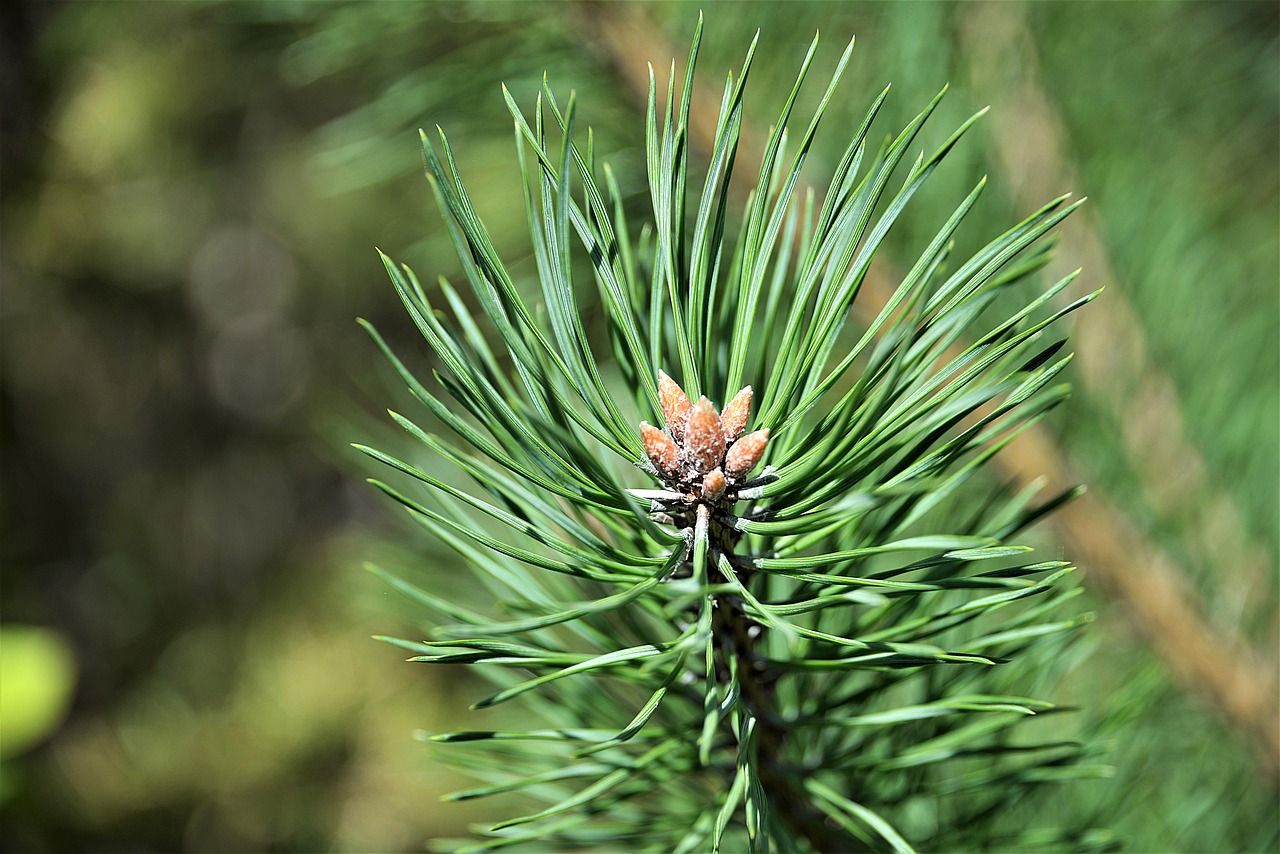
[1,1,1276,850]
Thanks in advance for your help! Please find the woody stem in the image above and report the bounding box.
[708,514,856,852]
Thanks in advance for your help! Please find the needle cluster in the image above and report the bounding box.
[360,16,1102,854]
[640,370,769,507]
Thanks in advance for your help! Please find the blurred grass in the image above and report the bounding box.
[1,1,1275,850]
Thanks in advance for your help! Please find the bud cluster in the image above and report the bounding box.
[640,370,770,505]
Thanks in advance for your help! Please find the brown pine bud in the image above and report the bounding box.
[724,428,769,478]
[640,422,681,481]
[657,370,693,443]
[701,467,726,501]
[684,397,726,475]
[720,385,753,442]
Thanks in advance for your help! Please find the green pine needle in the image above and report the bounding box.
[362,19,1098,852]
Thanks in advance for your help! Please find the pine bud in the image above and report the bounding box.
[724,428,769,478]
[640,422,682,481]
[720,385,753,442]
[701,467,726,501]
[657,370,693,443]
[685,397,726,475]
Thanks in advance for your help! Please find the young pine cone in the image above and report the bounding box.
[640,372,768,502]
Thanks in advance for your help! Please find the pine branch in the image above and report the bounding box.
[581,0,1280,778]
[362,15,1106,850]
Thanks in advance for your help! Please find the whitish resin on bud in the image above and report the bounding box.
[724,428,769,478]
[640,422,682,481]
[657,370,693,443]
[685,397,726,475]
[720,386,752,442]
[701,467,726,501]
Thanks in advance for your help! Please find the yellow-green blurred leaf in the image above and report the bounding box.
[0,625,77,758]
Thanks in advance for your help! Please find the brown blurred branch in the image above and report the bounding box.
[956,1,1279,773]
[572,0,1280,777]
[958,0,1277,662]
